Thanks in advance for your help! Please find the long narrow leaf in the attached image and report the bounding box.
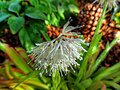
[40,30,51,41]
[93,62,120,81]
[14,70,49,90]
[76,2,108,83]
[80,78,93,88]
[25,80,49,90]
[114,76,120,83]
[0,43,32,74]
[5,63,14,79]
[104,81,120,90]
[88,81,105,90]
[91,38,118,77]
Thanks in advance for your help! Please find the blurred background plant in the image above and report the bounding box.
[0,0,120,90]
[0,0,79,51]
[113,9,120,27]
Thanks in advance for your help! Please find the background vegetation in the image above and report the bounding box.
[0,0,120,90]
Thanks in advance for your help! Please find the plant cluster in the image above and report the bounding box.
[0,0,78,51]
[0,0,120,90]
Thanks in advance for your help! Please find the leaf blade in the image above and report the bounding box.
[19,28,34,51]
[0,44,32,73]
[8,2,21,14]
[0,13,10,22]
[25,7,46,20]
[8,16,25,34]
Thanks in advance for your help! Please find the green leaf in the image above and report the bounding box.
[91,33,102,54]
[29,0,40,6]
[40,30,51,41]
[88,81,105,90]
[25,79,49,90]
[112,6,120,19]
[57,81,68,90]
[8,16,25,34]
[19,28,34,51]
[114,17,120,24]
[114,75,120,82]
[15,47,31,63]
[0,1,9,10]
[0,66,8,79]
[76,2,108,83]
[91,38,118,77]
[68,4,79,13]
[93,62,120,82]
[37,5,50,14]
[5,63,14,79]
[0,43,32,73]
[25,7,46,20]
[46,13,60,26]
[8,2,21,14]
[0,13,10,22]
[28,22,43,43]
[0,41,5,51]
[51,71,61,90]
[58,5,65,19]
[18,84,34,90]
[80,78,93,88]
[104,81,120,90]
[92,67,106,77]
[75,82,86,90]
[14,70,49,90]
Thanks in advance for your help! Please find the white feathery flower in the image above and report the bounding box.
[29,18,89,76]
[93,0,120,9]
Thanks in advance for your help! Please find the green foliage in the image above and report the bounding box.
[0,0,120,90]
[0,13,10,22]
[0,42,49,90]
[8,16,25,34]
[0,43,32,73]
[0,1,9,10]
[25,7,46,20]
[51,71,61,90]
[74,2,120,90]
[19,28,34,51]
[0,0,78,51]
[8,1,21,14]
[112,6,120,27]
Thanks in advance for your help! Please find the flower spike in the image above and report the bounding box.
[29,19,89,76]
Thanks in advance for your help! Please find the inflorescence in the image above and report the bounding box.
[29,18,89,76]
[93,0,120,9]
